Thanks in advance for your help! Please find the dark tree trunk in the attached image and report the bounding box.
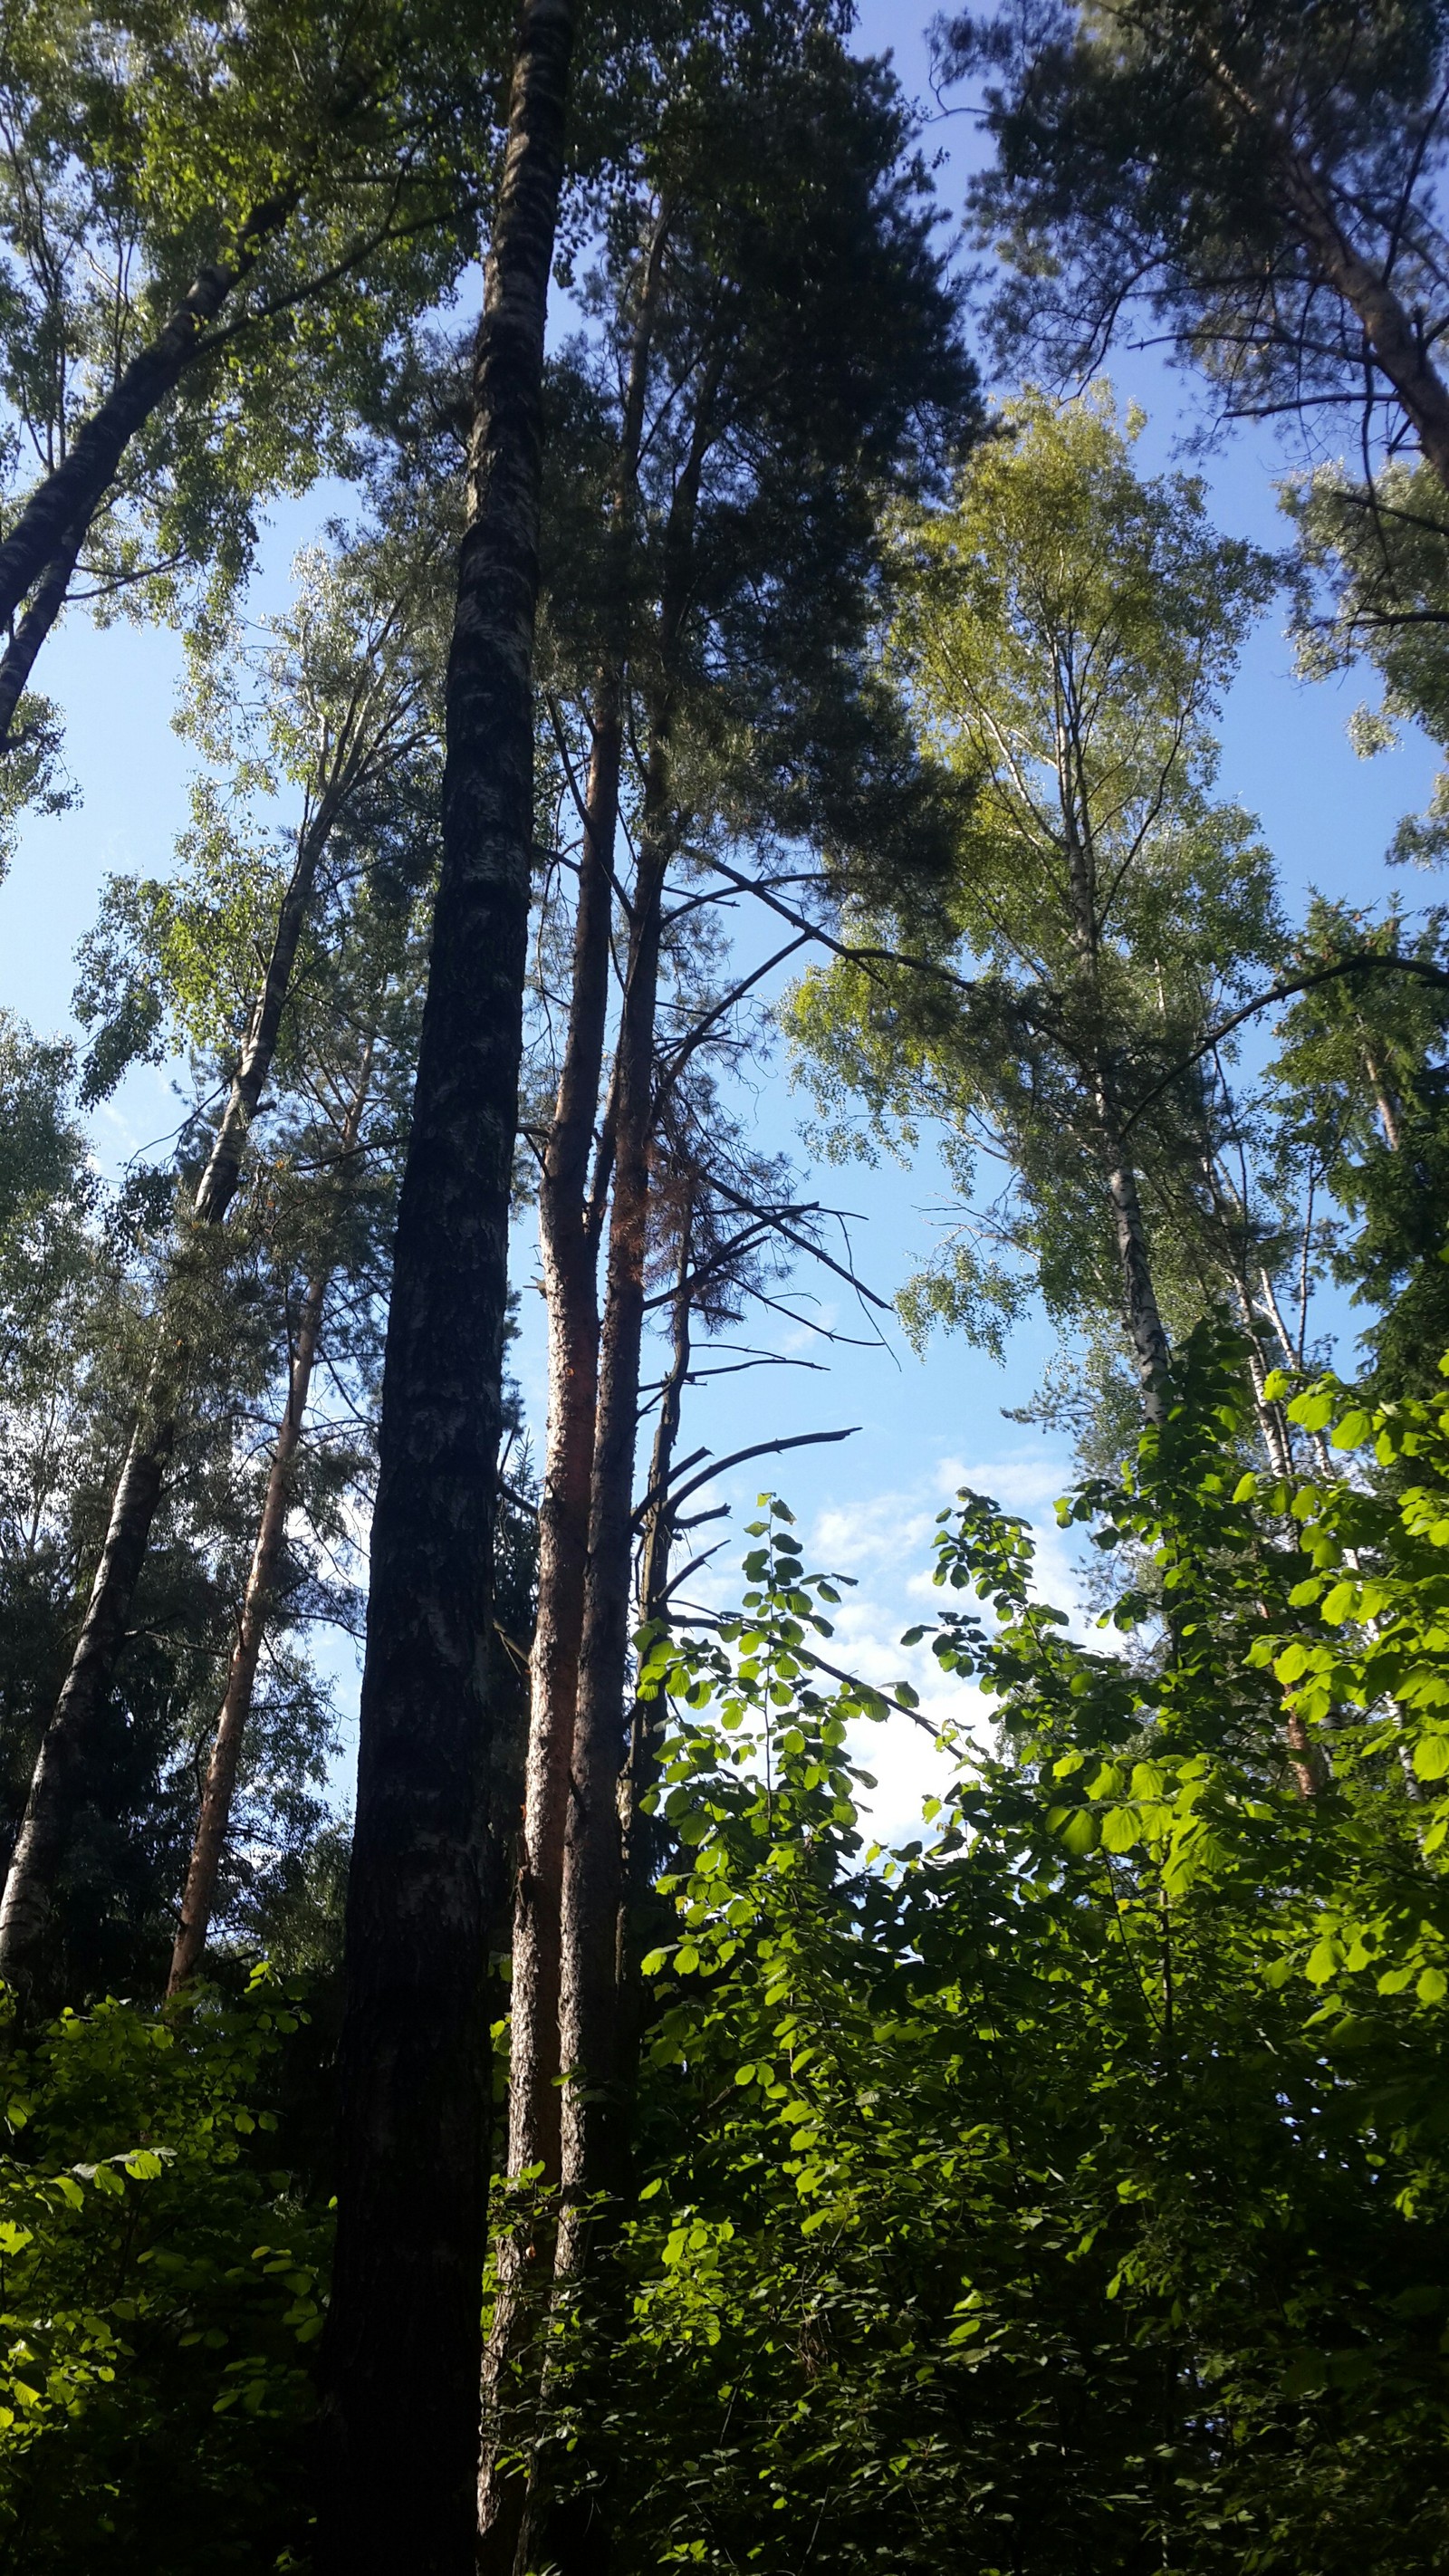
[313,8,574,2571]
[0,516,88,750]
[0,191,297,640]
[0,803,337,1990]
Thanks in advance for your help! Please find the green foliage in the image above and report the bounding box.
[1265,896,1449,1398]
[790,389,1285,1428]
[511,1336,1449,2571]
[0,0,511,626]
[0,1966,326,2571]
[945,0,1449,455]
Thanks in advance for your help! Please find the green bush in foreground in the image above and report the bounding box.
[0,1968,325,2572]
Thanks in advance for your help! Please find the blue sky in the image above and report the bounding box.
[0,2,1442,1835]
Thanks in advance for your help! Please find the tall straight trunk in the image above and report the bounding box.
[476,710,619,2576]
[168,1047,373,1994]
[0,188,299,644]
[508,798,668,2576]
[314,8,574,2571]
[0,800,336,1989]
[510,714,620,2188]
[555,774,671,2259]
[478,211,672,2571]
[552,352,722,2254]
[505,193,670,2207]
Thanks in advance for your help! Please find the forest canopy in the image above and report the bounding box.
[0,3,1448,2571]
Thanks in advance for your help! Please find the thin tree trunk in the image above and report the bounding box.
[0,801,337,1989]
[1360,1041,1403,1153]
[314,7,574,2570]
[505,192,671,2204]
[476,711,619,2576]
[0,189,299,639]
[511,803,669,2576]
[167,1046,373,1994]
[617,1221,692,2030]
[551,350,723,2257]
[168,1270,327,1992]
[556,786,671,2262]
[478,210,672,2571]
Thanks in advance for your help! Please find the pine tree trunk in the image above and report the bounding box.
[0,189,298,640]
[477,706,619,2576]
[479,213,672,2567]
[1280,164,1449,495]
[0,803,337,1990]
[313,8,574,2570]
[550,350,722,2261]
[511,810,668,2576]
[503,189,670,2214]
[556,794,670,2262]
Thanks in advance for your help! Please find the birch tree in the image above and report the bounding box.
[792,389,1282,1430]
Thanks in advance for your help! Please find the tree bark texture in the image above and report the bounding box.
[1102,1138,1173,1427]
[314,7,574,2571]
[168,1044,372,1993]
[0,514,88,750]
[0,805,337,1990]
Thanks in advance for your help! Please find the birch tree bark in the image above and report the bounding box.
[315,6,575,2568]
[167,1043,374,1994]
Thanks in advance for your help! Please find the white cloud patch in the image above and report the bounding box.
[781,1447,1094,1846]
